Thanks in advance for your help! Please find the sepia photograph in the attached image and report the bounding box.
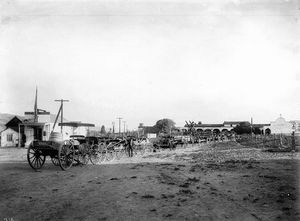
[0,0,299,220]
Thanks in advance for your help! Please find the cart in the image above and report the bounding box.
[27,139,75,170]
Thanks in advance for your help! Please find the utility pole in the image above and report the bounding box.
[116,117,122,137]
[55,99,69,133]
[123,121,126,136]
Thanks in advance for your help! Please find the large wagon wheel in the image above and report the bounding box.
[90,146,106,165]
[115,149,125,160]
[58,142,75,170]
[27,143,46,170]
[114,144,125,160]
[105,149,115,161]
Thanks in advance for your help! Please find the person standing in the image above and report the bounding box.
[127,137,134,157]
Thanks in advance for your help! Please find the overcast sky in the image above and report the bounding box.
[0,0,300,130]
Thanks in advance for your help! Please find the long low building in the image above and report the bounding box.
[178,121,270,134]
[179,116,299,135]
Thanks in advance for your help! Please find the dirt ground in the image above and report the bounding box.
[0,142,299,221]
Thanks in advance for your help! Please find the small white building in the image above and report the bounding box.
[263,115,299,135]
[0,128,19,147]
[0,116,25,147]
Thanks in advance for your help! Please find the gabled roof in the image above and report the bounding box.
[5,116,23,127]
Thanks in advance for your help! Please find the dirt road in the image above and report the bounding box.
[0,142,299,221]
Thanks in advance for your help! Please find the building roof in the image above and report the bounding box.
[5,116,23,127]
[58,122,95,127]
[223,121,249,125]
[195,124,224,127]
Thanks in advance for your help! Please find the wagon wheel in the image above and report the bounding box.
[90,146,106,165]
[115,147,125,160]
[27,143,46,170]
[105,149,115,161]
[78,143,90,165]
[58,142,75,170]
[51,157,59,166]
[89,145,99,164]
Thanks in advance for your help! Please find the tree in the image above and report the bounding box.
[233,122,263,135]
[233,122,251,134]
[154,118,176,134]
[100,125,106,134]
[185,121,197,136]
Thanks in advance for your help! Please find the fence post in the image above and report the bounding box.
[291,132,296,151]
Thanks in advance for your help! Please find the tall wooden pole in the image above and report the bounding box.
[123,121,126,136]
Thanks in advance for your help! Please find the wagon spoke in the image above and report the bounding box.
[36,157,41,168]
[29,155,36,159]
[33,157,38,168]
[37,156,43,168]
[36,158,41,168]
[29,149,36,154]
[32,157,37,166]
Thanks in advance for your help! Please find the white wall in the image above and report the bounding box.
[267,116,294,135]
[1,128,19,147]
[24,127,34,146]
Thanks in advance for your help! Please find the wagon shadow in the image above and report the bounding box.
[0,161,65,173]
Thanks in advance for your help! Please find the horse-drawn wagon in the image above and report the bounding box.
[27,133,75,170]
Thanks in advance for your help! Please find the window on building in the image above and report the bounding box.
[7,134,13,141]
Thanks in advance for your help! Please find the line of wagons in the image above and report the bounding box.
[27,134,156,171]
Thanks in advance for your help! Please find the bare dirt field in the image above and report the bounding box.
[0,142,299,221]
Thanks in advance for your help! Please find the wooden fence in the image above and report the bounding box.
[236,134,297,151]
